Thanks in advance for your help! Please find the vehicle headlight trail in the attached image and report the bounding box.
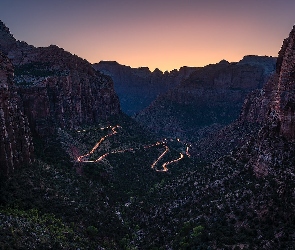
[76,125,188,172]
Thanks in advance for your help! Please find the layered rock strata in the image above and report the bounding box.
[93,61,197,115]
[0,52,33,176]
[0,20,121,136]
[135,56,276,141]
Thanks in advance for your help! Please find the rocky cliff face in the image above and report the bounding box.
[240,26,295,139]
[0,20,17,54]
[13,45,120,135]
[135,56,276,141]
[126,27,295,249]
[0,52,33,177]
[93,61,197,115]
[0,21,120,136]
[275,26,295,138]
[193,26,295,173]
[233,25,295,177]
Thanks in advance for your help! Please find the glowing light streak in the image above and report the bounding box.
[77,125,188,172]
[77,125,120,163]
[151,145,169,171]
[186,146,191,157]
[161,153,184,172]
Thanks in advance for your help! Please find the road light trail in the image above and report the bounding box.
[76,125,187,172]
[186,146,191,157]
[161,153,184,172]
[151,145,169,172]
[77,125,120,163]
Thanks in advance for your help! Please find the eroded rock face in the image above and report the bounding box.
[135,57,276,141]
[0,20,17,54]
[276,26,295,138]
[0,52,33,176]
[93,61,197,115]
[240,26,295,140]
[221,26,295,177]
[0,21,120,136]
[14,46,120,135]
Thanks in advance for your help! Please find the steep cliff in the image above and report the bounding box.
[135,56,276,141]
[0,21,120,136]
[0,20,17,54]
[93,61,197,115]
[123,27,295,250]
[275,26,295,138]
[13,45,120,135]
[233,25,295,177]
[0,52,33,177]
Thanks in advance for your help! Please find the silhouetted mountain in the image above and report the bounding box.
[93,61,197,115]
[0,20,17,54]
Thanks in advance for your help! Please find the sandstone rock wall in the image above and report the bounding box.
[240,26,295,140]
[14,47,120,136]
[0,21,121,136]
[93,61,197,115]
[276,26,295,138]
[0,52,33,176]
[135,57,276,141]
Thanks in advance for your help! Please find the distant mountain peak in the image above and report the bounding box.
[152,68,163,74]
[98,60,120,65]
[218,59,229,64]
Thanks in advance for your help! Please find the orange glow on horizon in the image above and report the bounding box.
[55,16,282,72]
[2,1,293,72]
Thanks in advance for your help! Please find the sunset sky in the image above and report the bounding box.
[0,0,294,71]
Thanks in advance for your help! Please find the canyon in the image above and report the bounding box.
[94,61,197,115]
[0,20,120,175]
[135,55,276,142]
[0,19,294,249]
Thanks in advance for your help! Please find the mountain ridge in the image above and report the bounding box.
[135,55,277,142]
[93,61,197,115]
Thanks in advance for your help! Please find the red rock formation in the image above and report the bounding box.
[0,21,120,136]
[0,20,17,54]
[240,26,295,140]
[15,46,120,135]
[276,26,295,138]
[93,61,197,115]
[215,26,295,177]
[136,57,276,141]
[0,52,33,176]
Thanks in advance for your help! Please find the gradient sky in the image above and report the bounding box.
[0,0,294,71]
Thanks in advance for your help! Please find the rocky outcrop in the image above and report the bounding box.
[13,46,120,135]
[195,26,295,173]
[135,56,276,141]
[0,21,121,136]
[275,26,295,138]
[0,20,17,54]
[93,61,197,115]
[0,52,33,177]
[234,25,295,177]
[240,26,295,139]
